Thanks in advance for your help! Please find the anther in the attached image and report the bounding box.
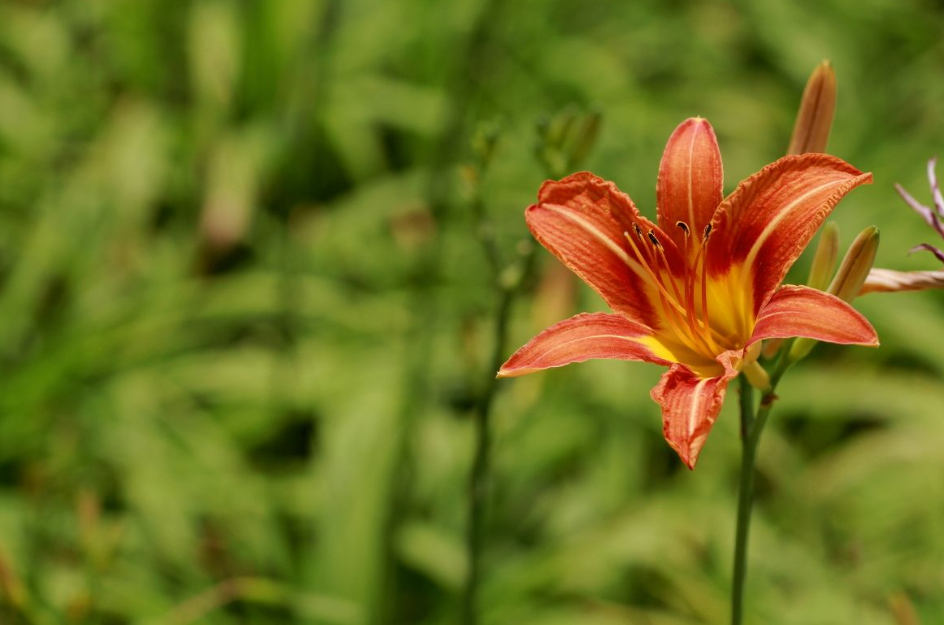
[647,230,661,247]
[632,223,644,239]
[703,224,712,241]
[676,221,690,235]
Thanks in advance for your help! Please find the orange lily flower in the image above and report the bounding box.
[498,118,879,468]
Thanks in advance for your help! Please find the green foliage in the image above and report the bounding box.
[0,0,942,623]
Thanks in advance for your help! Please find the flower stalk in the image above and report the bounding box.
[462,125,510,625]
[731,344,794,624]
[464,110,602,624]
[733,60,859,623]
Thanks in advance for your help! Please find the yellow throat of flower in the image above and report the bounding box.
[626,222,755,377]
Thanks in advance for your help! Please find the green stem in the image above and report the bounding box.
[462,191,537,625]
[462,288,507,625]
[731,375,756,625]
[730,349,793,625]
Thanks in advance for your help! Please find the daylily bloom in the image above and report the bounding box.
[862,157,944,294]
[498,118,879,468]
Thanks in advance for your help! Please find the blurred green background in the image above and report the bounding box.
[1,0,943,623]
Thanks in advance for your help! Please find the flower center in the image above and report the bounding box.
[625,220,751,369]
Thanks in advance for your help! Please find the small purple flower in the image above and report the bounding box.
[862,158,944,294]
[896,158,944,263]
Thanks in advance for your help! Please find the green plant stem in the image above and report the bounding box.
[462,286,510,625]
[730,348,793,625]
[381,0,503,618]
[731,375,756,625]
[462,222,536,625]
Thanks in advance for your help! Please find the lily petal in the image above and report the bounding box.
[910,242,944,264]
[651,354,739,469]
[657,118,724,248]
[748,285,878,346]
[928,157,944,217]
[861,268,944,294]
[895,182,944,239]
[529,173,680,326]
[708,154,872,313]
[498,312,669,378]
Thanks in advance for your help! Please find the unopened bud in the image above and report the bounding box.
[765,222,841,359]
[787,60,837,155]
[546,105,579,151]
[760,338,783,360]
[566,108,602,171]
[742,360,771,392]
[790,226,879,362]
[471,123,501,170]
[828,226,880,302]
[808,221,840,290]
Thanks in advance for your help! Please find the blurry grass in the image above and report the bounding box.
[0,0,942,624]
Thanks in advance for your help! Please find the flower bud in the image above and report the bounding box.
[827,226,880,301]
[764,222,841,359]
[742,360,771,392]
[790,226,879,362]
[471,122,501,170]
[567,107,602,171]
[546,105,579,151]
[808,221,840,290]
[787,61,837,155]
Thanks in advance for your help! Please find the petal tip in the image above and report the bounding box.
[674,116,715,135]
[668,437,703,470]
[496,361,527,378]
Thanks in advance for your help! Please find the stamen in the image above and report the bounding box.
[632,223,644,239]
[652,240,684,304]
[646,231,719,357]
[677,220,693,317]
[699,235,715,350]
[623,232,706,354]
[623,232,686,318]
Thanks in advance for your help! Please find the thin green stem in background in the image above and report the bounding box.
[461,106,597,625]
[730,348,794,625]
[462,190,536,625]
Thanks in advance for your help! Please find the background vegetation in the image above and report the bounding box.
[0,0,943,623]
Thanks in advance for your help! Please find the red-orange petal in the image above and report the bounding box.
[497,312,668,378]
[657,118,724,249]
[650,355,739,469]
[529,173,680,326]
[708,154,872,313]
[747,285,879,347]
